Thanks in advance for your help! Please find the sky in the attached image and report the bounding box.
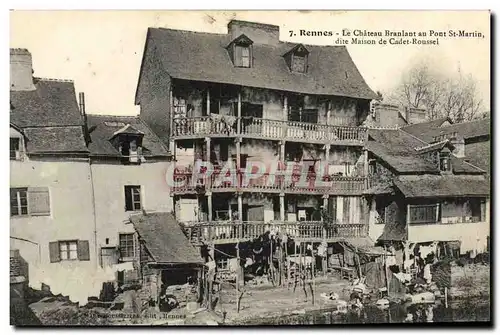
[10,10,490,116]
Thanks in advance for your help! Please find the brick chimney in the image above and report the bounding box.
[405,106,427,124]
[450,135,465,158]
[227,20,280,45]
[371,102,405,127]
[10,48,35,91]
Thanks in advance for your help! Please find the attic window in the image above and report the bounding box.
[228,34,253,68]
[439,151,451,172]
[111,124,145,165]
[285,44,309,73]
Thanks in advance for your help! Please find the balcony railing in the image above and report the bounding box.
[180,221,367,244]
[172,169,366,195]
[172,116,366,143]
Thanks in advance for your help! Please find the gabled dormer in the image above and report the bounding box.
[438,147,452,173]
[283,44,309,74]
[415,140,454,174]
[227,34,253,68]
[110,124,145,164]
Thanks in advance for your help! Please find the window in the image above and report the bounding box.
[10,188,27,216]
[292,54,306,73]
[59,241,78,260]
[124,185,141,211]
[408,204,439,224]
[49,240,90,262]
[288,108,318,123]
[10,187,51,217]
[369,160,377,175]
[119,233,135,259]
[235,45,251,68]
[10,138,20,160]
[439,152,451,172]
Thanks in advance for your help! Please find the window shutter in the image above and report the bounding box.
[28,187,50,216]
[77,240,90,261]
[49,242,60,263]
[234,45,243,67]
[125,187,133,211]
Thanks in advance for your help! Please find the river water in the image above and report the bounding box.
[243,298,491,325]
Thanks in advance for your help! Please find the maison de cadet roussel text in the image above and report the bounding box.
[288,29,485,46]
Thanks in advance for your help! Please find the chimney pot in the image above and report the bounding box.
[10,48,35,91]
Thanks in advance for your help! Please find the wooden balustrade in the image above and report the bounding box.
[171,116,366,143]
[180,221,367,243]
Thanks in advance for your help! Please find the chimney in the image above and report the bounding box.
[227,20,280,45]
[450,135,465,158]
[371,103,404,127]
[78,92,86,116]
[405,106,427,124]
[10,48,35,91]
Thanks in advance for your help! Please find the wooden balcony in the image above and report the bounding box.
[171,170,366,195]
[181,221,367,245]
[171,116,366,145]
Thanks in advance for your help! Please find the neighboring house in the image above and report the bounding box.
[86,114,173,281]
[364,124,490,257]
[134,19,379,267]
[403,117,491,175]
[10,49,97,281]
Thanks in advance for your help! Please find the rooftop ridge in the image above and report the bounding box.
[414,139,449,151]
[34,77,74,83]
[87,113,140,118]
[10,48,30,54]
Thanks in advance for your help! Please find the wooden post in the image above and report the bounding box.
[312,249,315,305]
[384,246,390,293]
[169,87,175,153]
[237,193,243,222]
[280,194,285,221]
[326,101,331,126]
[280,141,286,161]
[282,95,288,139]
[205,137,211,164]
[445,287,448,308]
[207,193,213,222]
[206,86,210,116]
[237,91,242,135]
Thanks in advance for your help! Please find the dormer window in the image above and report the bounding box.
[227,34,253,68]
[439,149,451,172]
[284,44,309,74]
[110,124,145,165]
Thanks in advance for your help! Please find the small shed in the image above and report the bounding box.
[129,212,204,307]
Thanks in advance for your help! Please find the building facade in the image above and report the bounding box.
[10,49,98,286]
[134,20,381,268]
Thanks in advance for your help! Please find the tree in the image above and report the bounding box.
[388,59,488,122]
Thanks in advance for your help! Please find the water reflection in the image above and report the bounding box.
[246,299,490,325]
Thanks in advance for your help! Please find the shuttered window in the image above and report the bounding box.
[291,54,306,73]
[234,45,251,68]
[49,240,90,263]
[10,187,50,216]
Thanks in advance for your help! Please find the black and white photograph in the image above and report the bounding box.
[8,10,491,326]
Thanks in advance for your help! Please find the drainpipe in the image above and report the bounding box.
[88,158,99,268]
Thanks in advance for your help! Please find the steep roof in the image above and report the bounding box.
[394,175,490,198]
[366,128,485,175]
[464,141,490,174]
[366,129,437,173]
[10,78,88,154]
[86,115,169,157]
[137,27,378,102]
[10,78,84,127]
[130,212,203,265]
[403,117,490,143]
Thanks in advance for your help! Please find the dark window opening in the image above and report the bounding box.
[288,108,318,124]
[124,185,141,211]
[10,138,20,160]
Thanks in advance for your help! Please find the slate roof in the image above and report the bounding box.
[130,212,204,265]
[86,115,169,157]
[393,176,490,198]
[10,78,88,154]
[464,141,491,174]
[403,118,490,143]
[377,221,407,242]
[366,129,436,173]
[23,127,88,154]
[10,78,84,127]
[366,128,485,175]
[136,27,378,102]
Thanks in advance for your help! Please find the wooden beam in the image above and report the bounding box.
[237,193,243,222]
[207,193,213,221]
[280,194,285,221]
[237,90,242,134]
[206,86,210,116]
